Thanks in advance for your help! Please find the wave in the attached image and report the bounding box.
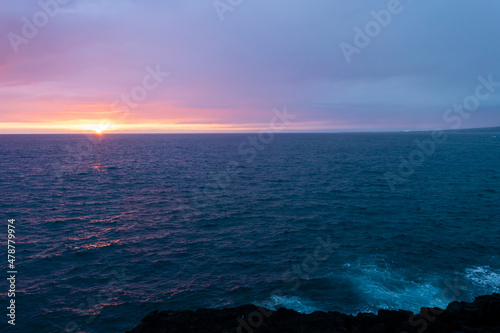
[333,262,500,314]
[341,262,450,314]
[256,295,318,314]
[465,266,500,293]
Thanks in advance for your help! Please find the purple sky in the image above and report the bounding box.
[1,0,500,133]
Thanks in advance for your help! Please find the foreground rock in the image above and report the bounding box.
[127,294,500,333]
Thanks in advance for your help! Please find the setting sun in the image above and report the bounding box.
[79,122,114,134]
[93,127,104,135]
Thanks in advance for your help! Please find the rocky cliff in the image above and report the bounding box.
[127,293,500,333]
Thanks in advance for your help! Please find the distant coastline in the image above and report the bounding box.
[439,125,500,133]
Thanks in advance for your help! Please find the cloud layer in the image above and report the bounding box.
[1,0,499,133]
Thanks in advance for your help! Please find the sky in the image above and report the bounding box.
[1,0,500,133]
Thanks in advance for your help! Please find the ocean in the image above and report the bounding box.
[1,132,499,332]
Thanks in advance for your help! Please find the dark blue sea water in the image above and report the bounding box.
[1,133,499,332]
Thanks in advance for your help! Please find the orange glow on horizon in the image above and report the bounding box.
[0,120,344,134]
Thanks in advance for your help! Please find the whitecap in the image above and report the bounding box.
[341,262,450,313]
[465,266,500,293]
[256,295,318,314]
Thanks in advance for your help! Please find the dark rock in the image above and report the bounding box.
[126,294,500,333]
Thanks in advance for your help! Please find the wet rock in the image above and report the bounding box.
[126,294,500,333]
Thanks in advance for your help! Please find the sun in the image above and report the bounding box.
[87,122,113,134]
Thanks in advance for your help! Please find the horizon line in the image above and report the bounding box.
[0,125,499,135]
